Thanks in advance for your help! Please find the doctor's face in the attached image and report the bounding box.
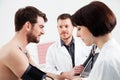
[57,18,74,41]
[76,26,94,46]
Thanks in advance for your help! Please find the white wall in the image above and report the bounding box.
[0,0,120,63]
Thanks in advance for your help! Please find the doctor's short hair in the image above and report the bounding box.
[72,1,116,37]
[57,13,76,26]
[15,6,48,31]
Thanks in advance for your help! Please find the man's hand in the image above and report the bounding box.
[60,65,84,80]
[72,76,82,80]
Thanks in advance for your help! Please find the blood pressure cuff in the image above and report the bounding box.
[21,64,46,80]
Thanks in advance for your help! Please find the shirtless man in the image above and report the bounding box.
[0,6,48,80]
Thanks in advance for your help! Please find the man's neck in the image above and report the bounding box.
[13,32,28,49]
[62,36,73,46]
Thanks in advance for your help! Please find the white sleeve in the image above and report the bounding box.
[45,46,62,75]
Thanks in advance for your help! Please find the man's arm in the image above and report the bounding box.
[5,48,29,78]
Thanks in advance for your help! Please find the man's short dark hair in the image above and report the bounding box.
[15,6,47,31]
[57,13,76,26]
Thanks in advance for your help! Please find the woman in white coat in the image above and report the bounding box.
[45,13,91,80]
[72,1,120,80]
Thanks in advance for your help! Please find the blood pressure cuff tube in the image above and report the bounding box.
[21,64,46,80]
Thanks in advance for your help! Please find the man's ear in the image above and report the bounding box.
[25,21,32,31]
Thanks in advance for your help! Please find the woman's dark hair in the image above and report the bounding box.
[72,1,116,37]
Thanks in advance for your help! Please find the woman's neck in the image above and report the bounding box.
[95,34,111,49]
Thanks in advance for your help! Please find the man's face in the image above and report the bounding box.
[57,18,74,41]
[27,16,45,43]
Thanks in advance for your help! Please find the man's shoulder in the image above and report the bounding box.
[0,43,12,54]
[0,42,21,59]
[48,41,60,48]
[0,43,18,64]
[74,37,83,43]
[48,42,58,50]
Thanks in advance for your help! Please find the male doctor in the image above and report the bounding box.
[45,13,91,80]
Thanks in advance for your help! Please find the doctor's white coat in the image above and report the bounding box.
[83,38,120,80]
[45,37,91,75]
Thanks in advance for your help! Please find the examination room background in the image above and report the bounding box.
[0,0,120,64]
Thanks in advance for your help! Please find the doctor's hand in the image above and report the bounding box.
[73,65,84,75]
